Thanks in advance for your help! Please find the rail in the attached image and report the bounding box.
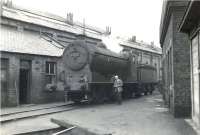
[52,126,76,135]
[0,103,77,124]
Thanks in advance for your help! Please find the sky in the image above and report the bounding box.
[12,0,163,47]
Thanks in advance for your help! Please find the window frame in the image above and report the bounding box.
[45,61,57,84]
[45,61,56,76]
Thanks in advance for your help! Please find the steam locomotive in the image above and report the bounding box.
[62,37,157,103]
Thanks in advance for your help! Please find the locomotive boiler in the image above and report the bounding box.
[62,37,157,103]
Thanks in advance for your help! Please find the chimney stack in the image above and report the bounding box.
[105,26,111,35]
[2,0,12,7]
[132,36,136,42]
[151,41,154,46]
[66,12,73,25]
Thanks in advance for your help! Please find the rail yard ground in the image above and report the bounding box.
[0,91,197,135]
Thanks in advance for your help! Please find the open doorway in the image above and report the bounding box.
[19,60,31,104]
[1,58,9,107]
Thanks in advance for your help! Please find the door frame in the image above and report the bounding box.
[19,60,31,104]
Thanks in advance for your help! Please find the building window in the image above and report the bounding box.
[45,62,56,84]
[46,62,56,75]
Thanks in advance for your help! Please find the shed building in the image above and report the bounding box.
[0,3,109,107]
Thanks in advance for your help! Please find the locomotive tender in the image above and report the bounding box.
[62,37,157,103]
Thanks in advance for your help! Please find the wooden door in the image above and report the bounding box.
[1,59,9,107]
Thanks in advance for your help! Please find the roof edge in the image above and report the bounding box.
[179,1,200,35]
[119,42,162,55]
[159,1,189,47]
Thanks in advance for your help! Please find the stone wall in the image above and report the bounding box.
[1,52,65,107]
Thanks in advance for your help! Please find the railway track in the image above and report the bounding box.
[14,127,66,135]
[0,103,79,124]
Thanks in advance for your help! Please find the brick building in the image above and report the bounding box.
[159,0,191,117]
[179,0,200,127]
[119,37,162,82]
[0,3,109,107]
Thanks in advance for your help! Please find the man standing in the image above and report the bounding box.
[113,75,123,104]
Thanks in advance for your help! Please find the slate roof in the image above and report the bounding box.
[0,26,64,57]
[119,40,162,55]
[1,5,108,40]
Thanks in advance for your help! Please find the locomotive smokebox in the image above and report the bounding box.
[63,40,89,71]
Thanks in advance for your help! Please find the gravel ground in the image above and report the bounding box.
[0,91,197,135]
[52,91,196,135]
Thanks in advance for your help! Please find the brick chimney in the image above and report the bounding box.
[132,36,136,42]
[105,26,111,35]
[151,41,154,46]
[66,12,73,25]
[2,0,12,7]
